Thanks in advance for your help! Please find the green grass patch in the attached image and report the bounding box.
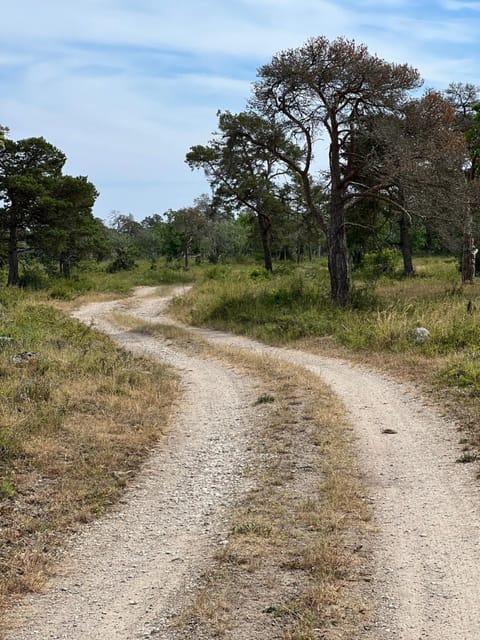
[0,477,16,498]
[441,355,480,395]
[169,257,480,396]
[0,258,197,301]
[171,257,480,351]
[171,261,340,343]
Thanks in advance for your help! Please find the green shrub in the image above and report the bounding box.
[361,249,400,279]
[49,285,76,300]
[18,265,49,290]
[250,268,272,280]
[346,285,379,311]
[106,249,137,273]
[201,265,232,281]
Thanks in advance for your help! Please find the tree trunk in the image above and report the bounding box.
[399,213,415,277]
[7,224,19,286]
[327,221,350,304]
[258,214,273,272]
[461,209,476,283]
[59,253,71,279]
[327,127,350,304]
[183,242,189,270]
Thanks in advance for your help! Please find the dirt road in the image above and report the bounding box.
[6,286,480,639]
[6,290,258,639]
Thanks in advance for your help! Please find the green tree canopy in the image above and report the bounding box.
[32,175,100,278]
[249,35,422,302]
[0,136,99,284]
[187,111,298,271]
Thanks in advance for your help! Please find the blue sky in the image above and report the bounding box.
[0,0,479,222]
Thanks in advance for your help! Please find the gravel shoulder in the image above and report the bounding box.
[6,285,480,639]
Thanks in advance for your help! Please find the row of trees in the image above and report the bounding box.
[0,129,321,285]
[0,133,322,286]
[107,199,321,271]
[1,36,478,300]
[187,36,480,303]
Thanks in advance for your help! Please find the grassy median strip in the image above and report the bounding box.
[0,295,179,620]
[116,316,373,639]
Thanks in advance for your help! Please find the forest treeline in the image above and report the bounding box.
[1,36,479,302]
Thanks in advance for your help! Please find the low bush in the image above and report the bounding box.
[106,248,137,273]
[17,265,50,290]
[361,248,401,279]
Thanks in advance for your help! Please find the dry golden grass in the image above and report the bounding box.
[0,304,179,624]
[195,355,372,639]
[52,290,127,312]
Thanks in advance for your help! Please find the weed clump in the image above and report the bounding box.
[441,356,480,395]
[254,393,275,405]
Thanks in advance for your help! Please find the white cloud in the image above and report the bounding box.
[1,0,479,219]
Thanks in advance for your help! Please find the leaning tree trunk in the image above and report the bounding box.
[399,213,415,277]
[7,224,19,286]
[461,208,476,284]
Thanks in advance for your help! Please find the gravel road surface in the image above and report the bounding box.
[6,286,480,639]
